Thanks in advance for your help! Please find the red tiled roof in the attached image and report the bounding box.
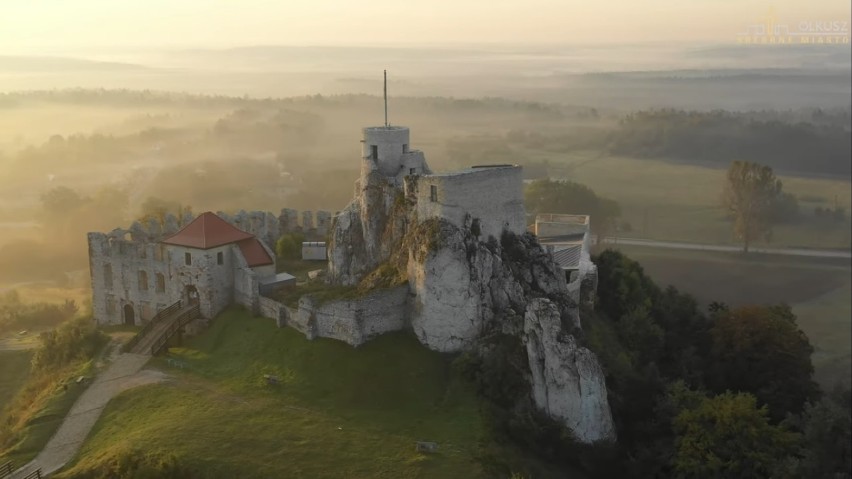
[237,238,274,267]
[161,212,254,249]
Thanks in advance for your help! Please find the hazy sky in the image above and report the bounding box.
[2,0,849,52]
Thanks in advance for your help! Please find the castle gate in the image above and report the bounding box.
[123,304,135,326]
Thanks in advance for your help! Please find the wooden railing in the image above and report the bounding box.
[150,304,200,356]
[0,461,12,478]
[121,300,182,353]
[22,469,42,479]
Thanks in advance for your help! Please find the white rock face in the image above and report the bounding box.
[524,298,616,443]
[408,240,483,352]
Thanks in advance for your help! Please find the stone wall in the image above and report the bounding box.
[214,208,333,243]
[88,232,179,326]
[262,286,409,346]
[412,166,526,240]
[259,295,288,327]
[234,265,260,313]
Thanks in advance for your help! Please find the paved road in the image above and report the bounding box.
[10,352,165,478]
[599,236,852,259]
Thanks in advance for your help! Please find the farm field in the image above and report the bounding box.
[545,153,852,250]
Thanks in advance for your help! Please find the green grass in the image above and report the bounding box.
[274,281,360,308]
[60,308,492,478]
[0,360,97,466]
[278,259,326,280]
[792,279,852,388]
[605,244,852,388]
[545,153,852,249]
[0,350,32,410]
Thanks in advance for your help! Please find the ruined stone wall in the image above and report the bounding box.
[277,208,333,238]
[263,286,409,346]
[413,166,526,240]
[215,208,333,244]
[88,233,179,326]
[259,295,288,327]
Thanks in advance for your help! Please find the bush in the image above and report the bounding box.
[31,316,109,372]
[275,233,305,261]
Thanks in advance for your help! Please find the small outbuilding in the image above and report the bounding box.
[302,241,327,261]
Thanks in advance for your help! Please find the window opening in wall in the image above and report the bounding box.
[103,264,113,286]
[430,185,438,202]
[139,270,148,291]
[217,251,224,265]
[409,168,416,175]
[185,252,191,265]
[156,273,166,293]
[370,145,378,159]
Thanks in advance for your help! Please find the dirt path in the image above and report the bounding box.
[9,352,167,478]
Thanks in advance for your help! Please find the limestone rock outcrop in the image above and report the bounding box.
[524,298,616,443]
[326,179,616,442]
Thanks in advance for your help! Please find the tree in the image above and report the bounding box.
[40,186,86,219]
[524,179,621,238]
[275,233,305,262]
[722,161,783,252]
[782,386,852,478]
[138,196,185,225]
[672,392,799,479]
[708,305,820,421]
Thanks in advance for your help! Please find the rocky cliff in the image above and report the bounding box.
[326,170,616,443]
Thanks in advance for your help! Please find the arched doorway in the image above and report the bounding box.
[185,285,199,305]
[123,304,135,326]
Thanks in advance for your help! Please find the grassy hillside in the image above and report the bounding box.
[0,358,97,466]
[605,244,852,388]
[60,308,539,478]
[0,350,32,409]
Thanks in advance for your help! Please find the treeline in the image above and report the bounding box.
[460,249,850,479]
[584,250,848,478]
[0,89,585,119]
[0,290,80,335]
[607,109,852,176]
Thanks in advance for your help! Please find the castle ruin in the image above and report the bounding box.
[88,120,614,444]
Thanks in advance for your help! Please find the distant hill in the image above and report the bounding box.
[0,56,149,73]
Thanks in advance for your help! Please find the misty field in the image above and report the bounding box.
[548,153,852,250]
[605,244,852,388]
